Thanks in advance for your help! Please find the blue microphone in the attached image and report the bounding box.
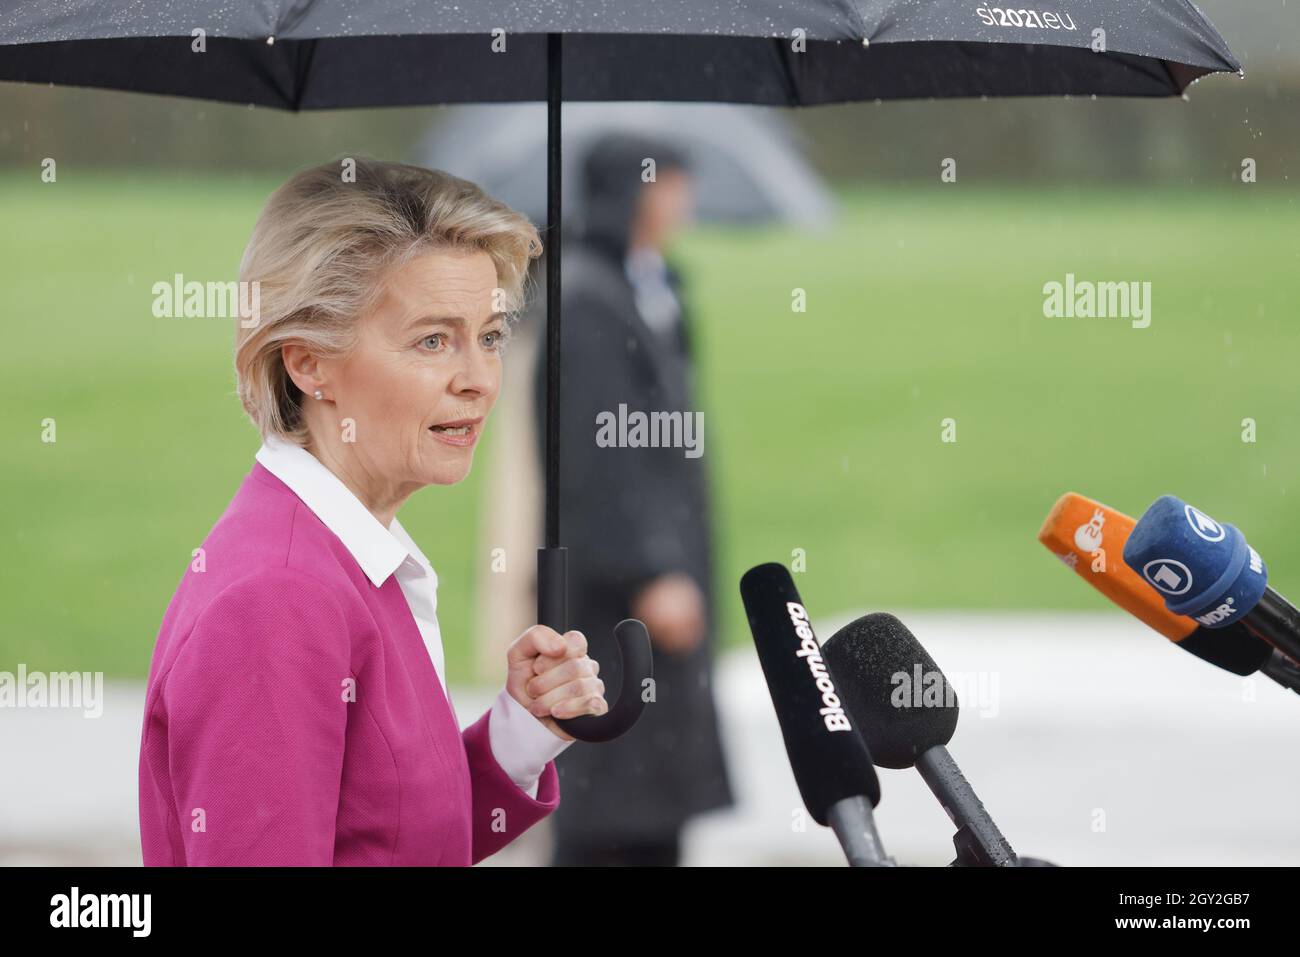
[1123,495,1300,665]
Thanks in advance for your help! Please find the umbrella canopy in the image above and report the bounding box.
[0,1,1239,106]
[0,0,1241,743]
[419,102,836,230]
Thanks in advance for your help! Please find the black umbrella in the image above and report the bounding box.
[0,2,1241,742]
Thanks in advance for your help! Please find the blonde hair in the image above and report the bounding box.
[234,158,541,446]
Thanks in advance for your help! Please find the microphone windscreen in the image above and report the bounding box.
[822,613,959,770]
[1038,492,1197,642]
[739,563,881,824]
[1038,492,1271,674]
[1124,495,1268,626]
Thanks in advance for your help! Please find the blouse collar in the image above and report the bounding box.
[255,435,436,589]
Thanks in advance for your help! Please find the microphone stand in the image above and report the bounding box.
[915,747,1019,867]
[826,796,895,867]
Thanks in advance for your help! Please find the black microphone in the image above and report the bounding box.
[739,563,893,867]
[822,613,1019,867]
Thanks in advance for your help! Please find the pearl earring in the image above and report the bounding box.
[313,389,324,400]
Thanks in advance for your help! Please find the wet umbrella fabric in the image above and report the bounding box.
[0,1,1240,106]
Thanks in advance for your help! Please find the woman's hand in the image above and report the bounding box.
[506,626,606,741]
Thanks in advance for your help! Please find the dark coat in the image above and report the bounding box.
[530,232,734,841]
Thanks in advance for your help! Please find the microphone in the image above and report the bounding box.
[1037,492,1298,692]
[821,613,1019,867]
[739,563,893,866]
[1123,495,1300,666]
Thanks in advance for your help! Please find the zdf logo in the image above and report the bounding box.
[1073,508,1105,553]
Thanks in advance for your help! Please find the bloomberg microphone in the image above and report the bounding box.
[822,613,1019,867]
[1038,492,1299,693]
[739,562,893,867]
[1123,495,1300,666]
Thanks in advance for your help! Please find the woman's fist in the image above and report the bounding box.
[506,626,606,741]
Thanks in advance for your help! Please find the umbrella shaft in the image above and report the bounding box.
[545,32,562,548]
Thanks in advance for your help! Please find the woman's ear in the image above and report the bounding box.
[281,342,324,398]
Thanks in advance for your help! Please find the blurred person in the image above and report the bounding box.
[139,159,608,866]
[534,134,734,867]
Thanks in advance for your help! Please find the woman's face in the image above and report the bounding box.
[322,248,506,489]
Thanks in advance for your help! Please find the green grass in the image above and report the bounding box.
[2,172,1298,679]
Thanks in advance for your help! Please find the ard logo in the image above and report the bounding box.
[1142,559,1193,596]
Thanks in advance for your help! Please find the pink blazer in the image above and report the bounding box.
[138,461,559,865]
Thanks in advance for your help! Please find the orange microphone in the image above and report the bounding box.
[1037,492,1294,684]
[1038,492,1194,642]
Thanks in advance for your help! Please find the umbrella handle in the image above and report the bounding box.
[538,547,653,742]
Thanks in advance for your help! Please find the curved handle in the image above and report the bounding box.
[538,546,652,743]
[554,618,653,742]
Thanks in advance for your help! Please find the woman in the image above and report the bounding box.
[138,159,606,866]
